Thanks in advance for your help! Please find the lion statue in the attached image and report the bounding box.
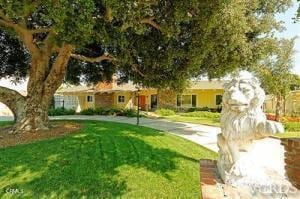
[217,71,284,187]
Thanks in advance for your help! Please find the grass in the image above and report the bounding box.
[0,121,14,127]
[163,115,221,126]
[0,120,217,198]
[159,111,221,127]
[275,131,300,138]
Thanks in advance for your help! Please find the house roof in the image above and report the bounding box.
[189,81,226,90]
[56,85,94,94]
[56,80,226,94]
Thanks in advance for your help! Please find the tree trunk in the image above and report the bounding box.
[11,88,51,133]
[283,96,286,116]
[275,95,282,122]
[0,44,73,133]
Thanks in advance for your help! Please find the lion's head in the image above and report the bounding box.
[222,71,265,113]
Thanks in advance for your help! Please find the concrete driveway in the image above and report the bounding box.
[0,115,220,152]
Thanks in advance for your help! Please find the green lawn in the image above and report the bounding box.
[0,121,14,127]
[164,115,299,138]
[275,131,300,138]
[0,120,217,198]
[163,115,221,126]
[159,111,299,138]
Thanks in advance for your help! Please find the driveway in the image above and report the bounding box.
[0,115,220,152]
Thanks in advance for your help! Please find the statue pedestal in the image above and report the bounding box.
[200,137,300,198]
[200,157,300,199]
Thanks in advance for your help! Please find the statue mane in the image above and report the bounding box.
[220,71,266,141]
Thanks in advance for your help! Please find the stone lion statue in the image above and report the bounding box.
[217,71,284,187]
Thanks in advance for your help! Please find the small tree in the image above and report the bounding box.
[256,38,297,121]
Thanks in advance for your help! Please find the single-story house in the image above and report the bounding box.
[55,76,226,112]
[263,90,300,116]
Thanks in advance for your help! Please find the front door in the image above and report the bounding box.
[139,95,147,111]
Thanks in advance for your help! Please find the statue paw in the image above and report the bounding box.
[266,120,284,134]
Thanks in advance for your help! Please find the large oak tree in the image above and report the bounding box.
[0,0,293,133]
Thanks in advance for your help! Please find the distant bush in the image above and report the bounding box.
[48,107,76,116]
[284,122,300,132]
[122,109,137,117]
[79,107,137,117]
[180,111,220,120]
[155,108,176,116]
[187,107,222,113]
[80,108,96,115]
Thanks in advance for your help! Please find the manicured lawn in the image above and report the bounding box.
[158,111,221,127]
[163,115,221,126]
[0,121,14,127]
[159,112,300,138]
[0,120,217,198]
[275,131,300,138]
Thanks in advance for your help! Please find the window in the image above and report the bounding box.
[177,95,197,107]
[87,95,93,102]
[192,95,197,107]
[216,95,222,106]
[118,95,125,103]
[177,95,182,107]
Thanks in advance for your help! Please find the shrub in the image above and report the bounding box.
[186,107,222,113]
[94,107,105,115]
[155,108,176,116]
[122,109,137,117]
[180,111,220,119]
[48,107,76,116]
[284,122,300,132]
[80,108,96,115]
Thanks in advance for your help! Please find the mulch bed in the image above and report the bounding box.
[0,121,81,149]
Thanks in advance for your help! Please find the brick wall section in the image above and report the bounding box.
[157,89,177,109]
[199,159,225,199]
[281,138,300,189]
[95,93,113,108]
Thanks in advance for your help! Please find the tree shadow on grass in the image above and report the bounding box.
[0,121,200,198]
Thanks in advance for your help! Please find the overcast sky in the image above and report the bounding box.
[0,1,299,91]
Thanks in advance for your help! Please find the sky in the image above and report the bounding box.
[276,0,300,75]
[0,1,299,91]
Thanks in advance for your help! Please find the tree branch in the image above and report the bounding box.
[30,28,52,34]
[70,52,114,63]
[43,44,74,95]
[0,18,17,29]
[140,17,161,30]
[132,64,146,77]
[0,86,26,119]
[0,10,41,56]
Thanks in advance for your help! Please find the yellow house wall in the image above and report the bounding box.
[59,92,95,112]
[182,89,224,108]
[77,94,95,110]
[113,91,135,109]
[285,92,300,116]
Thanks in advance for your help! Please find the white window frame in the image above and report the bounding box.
[118,95,125,103]
[177,94,197,108]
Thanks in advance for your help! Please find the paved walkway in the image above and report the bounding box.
[0,115,221,152]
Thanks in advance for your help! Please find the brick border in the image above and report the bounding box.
[281,138,300,189]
